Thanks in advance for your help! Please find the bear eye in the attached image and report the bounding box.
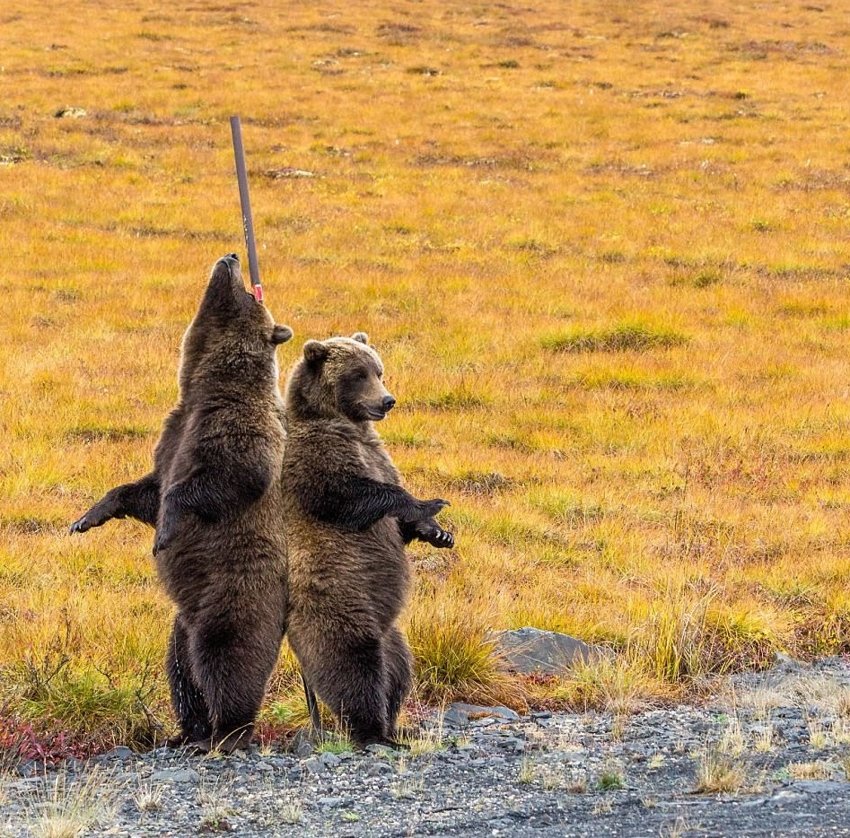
[357,369,369,380]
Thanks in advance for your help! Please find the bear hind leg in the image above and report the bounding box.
[296,632,390,748]
[166,614,212,747]
[384,626,413,742]
[189,614,281,754]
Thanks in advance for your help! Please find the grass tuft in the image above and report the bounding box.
[694,746,745,794]
[542,323,687,353]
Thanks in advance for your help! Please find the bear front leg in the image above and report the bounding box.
[154,463,272,554]
[69,473,160,534]
[300,475,448,532]
[399,518,455,549]
[165,614,212,747]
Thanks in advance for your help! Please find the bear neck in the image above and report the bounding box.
[180,351,278,405]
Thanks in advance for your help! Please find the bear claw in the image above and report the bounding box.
[69,517,89,535]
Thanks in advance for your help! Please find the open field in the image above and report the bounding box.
[2,0,850,754]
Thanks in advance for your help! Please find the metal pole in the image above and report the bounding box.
[229,115,263,302]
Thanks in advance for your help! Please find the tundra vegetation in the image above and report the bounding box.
[1,0,849,755]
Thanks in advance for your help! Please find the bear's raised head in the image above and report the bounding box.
[285,332,396,423]
[179,254,292,397]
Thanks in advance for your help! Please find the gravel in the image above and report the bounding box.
[4,657,850,836]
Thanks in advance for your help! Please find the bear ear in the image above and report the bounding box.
[352,331,369,345]
[271,325,293,345]
[303,340,329,365]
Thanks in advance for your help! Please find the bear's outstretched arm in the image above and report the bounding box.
[69,473,160,534]
[297,473,448,532]
[399,518,455,549]
[154,459,272,554]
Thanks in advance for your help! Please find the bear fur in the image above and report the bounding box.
[282,333,453,747]
[70,254,292,752]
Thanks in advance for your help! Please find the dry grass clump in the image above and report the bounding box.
[542,323,688,354]
[2,0,850,748]
[786,760,832,780]
[694,746,746,794]
[407,610,525,709]
[21,770,117,838]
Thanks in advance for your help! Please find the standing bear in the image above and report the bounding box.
[282,332,454,748]
[70,254,292,753]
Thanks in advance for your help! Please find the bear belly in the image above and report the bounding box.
[286,514,409,632]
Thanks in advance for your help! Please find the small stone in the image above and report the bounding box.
[265,167,316,179]
[497,737,526,753]
[16,760,40,778]
[149,768,200,783]
[287,728,315,758]
[318,796,345,807]
[442,703,520,726]
[319,752,341,768]
[54,106,87,118]
[365,743,396,756]
[366,762,393,777]
[104,746,134,761]
[302,757,326,775]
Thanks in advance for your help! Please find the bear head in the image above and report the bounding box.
[285,332,396,423]
[178,254,292,397]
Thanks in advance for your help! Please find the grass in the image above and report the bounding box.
[694,746,746,794]
[2,0,850,752]
[21,771,116,838]
[542,323,688,354]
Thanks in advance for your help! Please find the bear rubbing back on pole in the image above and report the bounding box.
[70,254,292,753]
[282,333,454,748]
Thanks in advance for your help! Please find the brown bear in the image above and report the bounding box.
[281,333,454,748]
[70,253,292,753]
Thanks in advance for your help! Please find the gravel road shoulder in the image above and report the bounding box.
[4,657,850,837]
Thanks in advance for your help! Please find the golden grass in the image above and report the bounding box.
[2,0,850,748]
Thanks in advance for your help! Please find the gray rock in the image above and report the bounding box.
[290,735,315,759]
[104,746,134,761]
[318,796,346,807]
[366,762,393,777]
[320,751,341,768]
[792,780,842,794]
[442,703,520,726]
[15,760,40,778]
[302,757,326,775]
[494,626,611,675]
[149,768,200,783]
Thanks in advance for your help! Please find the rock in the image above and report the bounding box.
[319,752,341,768]
[103,746,134,761]
[302,757,326,775]
[318,796,346,807]
[773,652,809,673]
[149,768,200,783]
[265,167,316,179]
[365,762,393,777]
[287,729,315,758]
[793,781,842,795]
[15,760,40,778]
[54,106,87,118]
[496,736,526,753]
[365,743,396,756]
[494,627,610,675]
[442,703,520,726]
